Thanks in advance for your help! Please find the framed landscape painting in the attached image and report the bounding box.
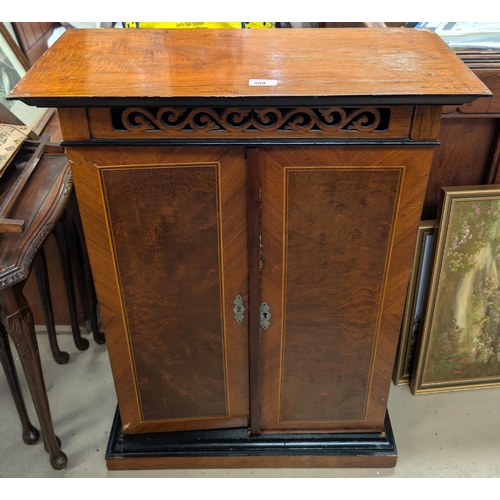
[393,221,436,385]
[412,186,500,394]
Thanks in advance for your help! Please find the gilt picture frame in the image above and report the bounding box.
[0,23,53,135]
[412,186,500,394]
[393,221,436,385]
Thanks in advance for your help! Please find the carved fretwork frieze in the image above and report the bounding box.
[110,106,391,137]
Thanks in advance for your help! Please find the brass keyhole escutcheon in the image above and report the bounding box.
[233,295,245,323]
[260,302,271,330]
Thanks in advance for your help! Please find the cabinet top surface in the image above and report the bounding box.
[9,28,490,106]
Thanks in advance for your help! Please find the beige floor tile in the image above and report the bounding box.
[1,333,499,477]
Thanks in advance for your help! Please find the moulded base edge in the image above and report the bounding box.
[105,407,397,470]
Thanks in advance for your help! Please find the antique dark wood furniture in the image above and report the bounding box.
[9,28,489,469]
[0,320,40,444]
[392,49,500,385]
[425,50,500,219]
[0,142,72,469]
[0,135,105,469]
[318,25,500,385]
[58,192,105,348]
[33,192,105,365]
[0,133,80,361]
[11,22,62,66]
[317,25,500,219]
[1,132,103,364]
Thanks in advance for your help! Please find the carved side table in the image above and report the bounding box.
[0,149,72,470]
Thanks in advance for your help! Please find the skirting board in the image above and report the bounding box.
[35,325,87,334]
[105,408,398,470]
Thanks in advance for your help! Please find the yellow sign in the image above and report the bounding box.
[123,22,275,29]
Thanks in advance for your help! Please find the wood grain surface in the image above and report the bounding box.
[9,29,489,104]
[422,118,498,219]
[442,69,500,115]
[0,153,70,288]
[260,146,435,433]
[419,54,500,220]
[281,167,401,422]
[57,108,90,142]
[12,22,61,66]
[68,146,249,434]
[106,453,397,470]
[102,165,227,421]
[411,106,443,140]
[15,25,487,453]
[20,111,79,326]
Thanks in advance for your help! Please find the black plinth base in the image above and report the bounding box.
[105,408,397,470]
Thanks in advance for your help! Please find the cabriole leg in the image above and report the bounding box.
[53,218,89,351]
[67,195,105,345]
[0,285,67,470]
[33,248,70,364]
[0,320,40,445]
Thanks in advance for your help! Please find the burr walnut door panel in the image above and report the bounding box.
[69,146,249,434]
[259,146,434,434]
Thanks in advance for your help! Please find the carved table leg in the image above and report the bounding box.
[0,284,67,470]
[33,248,70,364]
[67,194,105,345]
[0,320,40,445]
[53,218,89,351]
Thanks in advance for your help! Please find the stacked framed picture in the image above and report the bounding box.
[411,186,500,394]
[393,221,436,385]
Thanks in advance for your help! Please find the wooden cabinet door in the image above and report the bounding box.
[259,146,434,433]
[69,146,249,434]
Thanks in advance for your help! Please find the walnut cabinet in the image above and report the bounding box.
[10,27,489,469]
[67,143,434,438]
